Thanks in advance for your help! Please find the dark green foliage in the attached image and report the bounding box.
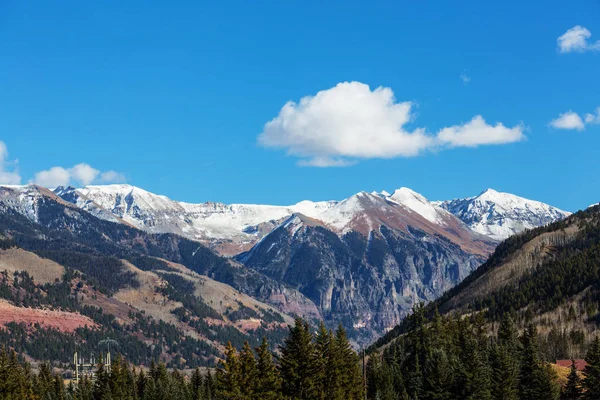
[583,337,600,399]
[278,318,319,399]
[366,306,566,400]
[562,361,582,400]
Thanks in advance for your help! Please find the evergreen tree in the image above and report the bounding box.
[216,341,242,399]
[35,362,54,399]
[204,369,215,400]
[278,318,318,400]
[562,361,582,400]
[519,324,559,400]
[313,322,331,400]
[191,368,203,400]
[491,315,519,400]
[255,337,282,400]
[239,341,258,399]
[334,325,364,400]
[583,337,600,399]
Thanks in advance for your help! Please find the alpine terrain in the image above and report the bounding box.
[49,184,569,344]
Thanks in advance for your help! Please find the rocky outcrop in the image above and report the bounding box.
[238,214,486,344]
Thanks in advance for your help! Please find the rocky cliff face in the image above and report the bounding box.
[238,210,488,343]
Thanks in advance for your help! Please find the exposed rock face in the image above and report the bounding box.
[238,212,487,343]
[0,299,96,333]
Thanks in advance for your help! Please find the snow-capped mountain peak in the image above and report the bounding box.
[437,189,570,241]
[386,187,447,224]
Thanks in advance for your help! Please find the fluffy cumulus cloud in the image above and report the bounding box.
[258,81,525,167]
[0,141,22,185]
[557,26,600,53]
[550,107,600,131]
[549,111,586,131]
[33,167,71,187]
[33,163,126,188]
[585,107,600,125]
[437,116,524,147]
[0,141,126,187]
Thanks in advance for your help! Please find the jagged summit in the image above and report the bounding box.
[437,189,570,241]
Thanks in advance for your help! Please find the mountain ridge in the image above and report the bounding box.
[48,183,571,256]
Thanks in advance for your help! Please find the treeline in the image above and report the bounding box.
[0,318,364,400]
[366,305,600,400]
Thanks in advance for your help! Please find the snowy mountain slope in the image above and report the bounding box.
[435,189,570,241]
[51,185,571,255]
[54,184,337,255]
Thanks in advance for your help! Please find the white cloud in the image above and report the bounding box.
[258,81,525,166]
[33,167,71,188]
[99,170,126,183]
[33,163,126,188]
[0,141,21,185]
[437,116,525,147]
[549,111,585,131]
[585,107,600,124]
[550,108,600,131]
[70,163,99,186]
[460,73,471,84]
[557,25,600,53]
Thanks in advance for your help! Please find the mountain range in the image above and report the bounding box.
[0,183,569,349]
[54,184,568,254]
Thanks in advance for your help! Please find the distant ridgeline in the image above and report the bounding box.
[363,204,600,399]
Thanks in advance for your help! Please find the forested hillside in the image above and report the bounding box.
[0,318,365,400]
[364,204,600,399]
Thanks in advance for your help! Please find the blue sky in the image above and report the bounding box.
[1,1,599,211]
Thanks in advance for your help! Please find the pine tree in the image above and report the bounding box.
[334,324,364,400]
[35,362,54,399]
[365,351,380,400]
[278,318,318,400]
[519,324,559,400]
[313,322,331,400]
[216,341,242,399]
[583,337,600,399]
[255,337,282,400]
[239,341,258,399]
[562,361,582,400]
[191,368,203,400]
[204,369,215,400]
[491,315,519,400]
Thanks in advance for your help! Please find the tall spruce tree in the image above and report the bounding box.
[491,315,519,400]
[216,341,242,400]
[583,337,600,399]
[334,324,364,400]
[278,318,318,400]
[314,322,331,400]
[255,337,282,400]
[239,341,258,399]
[562,361,582,400]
